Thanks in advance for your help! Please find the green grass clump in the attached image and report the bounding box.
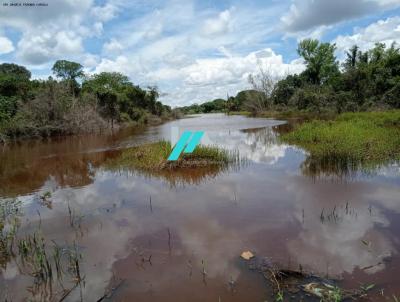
[104,141,241,185]
[107,141,236,171]
[337,110,400,127]
[282,110,400,166]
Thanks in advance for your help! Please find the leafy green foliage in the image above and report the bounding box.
[180,98,227,114]
[52,60,83,81]
[0,96,18,121]
[297,39,339,85]
[178,41,400,115]
[0,61,172,140]
[82,72,170,125]
[0,63,31,99]
[0,63,31,80]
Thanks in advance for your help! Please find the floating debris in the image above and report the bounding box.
[253,256,373,301]
[302,282,340,299]
[240,250,255,260]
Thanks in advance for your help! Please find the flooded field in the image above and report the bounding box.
[1,113,399,301]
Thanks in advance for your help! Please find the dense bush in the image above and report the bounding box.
[178,40,400,115]
[0,60,173,140]
[180,98,227,114]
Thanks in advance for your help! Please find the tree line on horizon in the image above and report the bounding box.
[179,39,400,115]
[1,39,399,142]
[0,60,173,141]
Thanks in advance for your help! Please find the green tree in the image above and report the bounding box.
[344,45,359,70]
[52,60,84,81]
[297,39,339,85]
[0,63,31,98]
[52,60,84,97]
[0,96,18,122]
[82,72,131,127]
[0,63,32,123]
[0,63,31,80]
[272,74,304,106]
[146,86,159,114]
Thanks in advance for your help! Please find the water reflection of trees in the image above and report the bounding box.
[0,128,140,197]
[0,150,118,197]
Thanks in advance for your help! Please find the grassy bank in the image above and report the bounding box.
[281,110,400,165]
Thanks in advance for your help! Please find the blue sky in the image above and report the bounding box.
[0,0,400,106]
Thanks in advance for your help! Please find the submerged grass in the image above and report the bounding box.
[1,197,84,300]
[0,198,22,267]
[281,110,400,168]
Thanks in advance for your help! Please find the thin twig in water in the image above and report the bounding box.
[167,228,171,254]
[58,282,79,302]
[202,259,207,284]
[37,210,42,228]
[149,196,153,213]
[187,259,193,277]
[96,279,125,302]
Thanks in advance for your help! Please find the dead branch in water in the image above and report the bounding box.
[96,279,125,302]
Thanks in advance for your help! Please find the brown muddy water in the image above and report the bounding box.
[0,113,399,301]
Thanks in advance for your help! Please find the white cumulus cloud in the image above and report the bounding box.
[16,30,83,65]
[91,3,119,22]
[0,36,14,54]
[103,39,124,54]
[282,0,400,33]
[202,9,233,36]
[334,16,400,53]
[150,48,305,106]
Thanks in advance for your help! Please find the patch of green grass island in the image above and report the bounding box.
[281,110,400,170]
[105,141,240,185]
[109,141,236,170]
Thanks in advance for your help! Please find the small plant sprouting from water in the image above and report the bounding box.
[328,286,343,302]
[16,232,84,300]
[201,259,207,284]
[67,241,83,284]
[276,291,284,302]
[0,198,22,267]
[17,233,84,285]
[319,202,358,224]
[167,227,172,255]
[38,191,53,209]
[18,233,53,286]
[41,191,52,199]
[67,201,85,236]
[52,240,63,282]
[0,197,85,300]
